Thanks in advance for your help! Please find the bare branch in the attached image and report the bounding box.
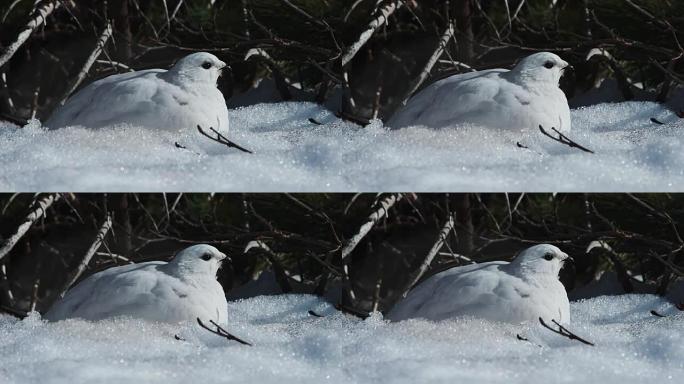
[244,240,293,293]
[57,214,113,299]
[539,125,595,153]
[0,71,16,112]
[307,309,324,317]
[341,0,404,66]
[1,0,25,23]
[0,1,61,69]
[539,317,595,346]
[58,22,113,106]
[197,125,253,154]
[0,263,15,306]
[340,193,403,300]
[0,194,61,262]
[399,214,455,298]
[401,22,455,106]
[196,318,252,346]
[650,309,666,317]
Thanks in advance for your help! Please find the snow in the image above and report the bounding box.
[1,100,683,191]
[1,294,682,383]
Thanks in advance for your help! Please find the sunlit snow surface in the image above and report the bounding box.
[1,101,683,191]
[0,294,682,383]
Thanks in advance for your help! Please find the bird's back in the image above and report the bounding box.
[388,69,508,128]
[44,261,166,321]
[388,259,571,324]
[388,67,570,132]
[45,260,228,325]
[45,69,166,129]
[387,261,508,321]
[44,68,229,133]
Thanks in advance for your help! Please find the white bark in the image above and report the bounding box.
[0,194,61,262]
[340,193,402,300]
[0,72,15,111]
[0,1,61,69]
[341,0,403,66]
[0,264,14,304]
[341,193,402,261]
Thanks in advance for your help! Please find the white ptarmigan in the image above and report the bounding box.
[45,244,229,325]
[388,52,572,133]
[45,52,229,133]
[387,244,572,324]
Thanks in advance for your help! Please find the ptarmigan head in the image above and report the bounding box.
[168,244,228,278]
[168,52,227,86]
[510,52,570,86]
[510,244,572,278]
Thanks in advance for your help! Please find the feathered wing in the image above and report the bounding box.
[387,262,507,321]
[45,261,228,324]
[45,70,166,129]
[44,262,165,321]
[388,69,507,128]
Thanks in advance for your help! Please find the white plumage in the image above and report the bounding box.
[387,244,572,324]
[389,52,572,133]
[45,52,229,133]
[45,244,229,325]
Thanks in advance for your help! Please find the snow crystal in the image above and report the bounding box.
[0,294,682,383]
[1,101,683,191]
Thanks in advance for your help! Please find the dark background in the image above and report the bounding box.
[0,193,682,318]
[1,0,684,125]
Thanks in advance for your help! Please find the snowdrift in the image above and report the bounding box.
[1,101,682,191]
[0,294,682,383]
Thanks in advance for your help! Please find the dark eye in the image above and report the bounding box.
[543,253,554,261]
[202,61,212,69]
[544,61,554,69]
[201,253,212,261]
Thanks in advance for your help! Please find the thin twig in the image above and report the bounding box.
[539,317,595,346]
[197,125,253,154]
[196,318,252,346]
[29,277,39,311]
[538,125,595,153]
[0,304,27,318]
[308,309,324,317]
[516,333,542,348]
[1,0,25,23]
[650,310,666,317]
[0,263,14,305]
[0,72,15,112]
